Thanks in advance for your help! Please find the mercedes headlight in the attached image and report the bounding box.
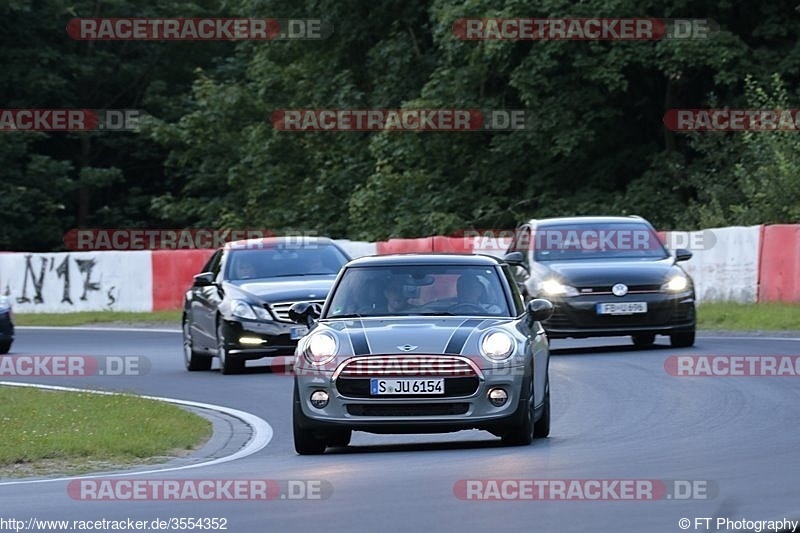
[539,279,579,297]
[661,275,688,292]
[231,300,271,321]
[480,330,515,361]
[304,332,338,365]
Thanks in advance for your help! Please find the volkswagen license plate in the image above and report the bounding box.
[596,302,647,315]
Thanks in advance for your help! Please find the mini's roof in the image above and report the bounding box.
[345,253,503,268]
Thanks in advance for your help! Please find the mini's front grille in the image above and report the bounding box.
[268,300,325,323]
[346,403,470,417]
[336,377,480,398]
[336,355,478,378]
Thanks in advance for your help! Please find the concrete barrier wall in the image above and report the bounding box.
[663,226,761,303]
[0,251,152,313]
[0,224,796,311]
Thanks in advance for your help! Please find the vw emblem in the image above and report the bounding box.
[397,344,418,352]
[612,283,628,297]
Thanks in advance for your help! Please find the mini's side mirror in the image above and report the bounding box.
[674,248,693,262]
[526,298,554,322]
[288,302,321,326]
[192,272,215,287]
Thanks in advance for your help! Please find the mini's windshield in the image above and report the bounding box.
[325,265,511,318]
[532,223,669,261]
[225,245,348,280]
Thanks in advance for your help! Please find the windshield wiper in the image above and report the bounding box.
[330,313,363,319]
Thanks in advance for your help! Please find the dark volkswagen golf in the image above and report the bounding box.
[505,216,696,347]
[182,237,350,374]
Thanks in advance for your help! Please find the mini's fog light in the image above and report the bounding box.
[488,388,508,407]
[310,390,329,409]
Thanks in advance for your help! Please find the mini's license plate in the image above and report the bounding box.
[290,326,309,340]
[597,302,647,315]
[370,378,444,395]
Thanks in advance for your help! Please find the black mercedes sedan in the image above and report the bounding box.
[505,216,696,347]
[182,237,351,374]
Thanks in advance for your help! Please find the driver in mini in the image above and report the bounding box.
[456,274,502,314]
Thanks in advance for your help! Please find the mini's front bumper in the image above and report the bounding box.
[294,364,528,434]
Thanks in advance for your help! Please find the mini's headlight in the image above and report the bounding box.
[305,332,338,365]
[0,296,10,312]
[480,331,515,361]
[661,276,688,292]
[231,300,271,321]
[539,279,579,297]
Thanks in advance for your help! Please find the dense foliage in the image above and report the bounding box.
[2,0,799,251]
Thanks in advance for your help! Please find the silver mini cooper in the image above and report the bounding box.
[288,253,553,454]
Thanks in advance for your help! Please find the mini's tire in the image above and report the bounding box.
[502,374,535,446]
[326,429,352,448]
[533,381,550,439]
[292,383,327,455]
[0,340,11,355]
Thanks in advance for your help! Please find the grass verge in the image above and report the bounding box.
[0,386,211,478]
[14,310,181,327]
[697,302,800,331]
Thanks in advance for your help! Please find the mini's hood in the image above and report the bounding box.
[320,316,513,355]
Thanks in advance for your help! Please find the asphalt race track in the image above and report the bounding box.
[2,327,799,533]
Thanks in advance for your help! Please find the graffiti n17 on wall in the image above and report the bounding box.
[0,251,153,313]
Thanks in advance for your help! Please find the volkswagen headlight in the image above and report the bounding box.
[539,279,579,297]
[304,332,338,365]
[661,275,688,292]
[231,300,271,321]
[480,330,515,361]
